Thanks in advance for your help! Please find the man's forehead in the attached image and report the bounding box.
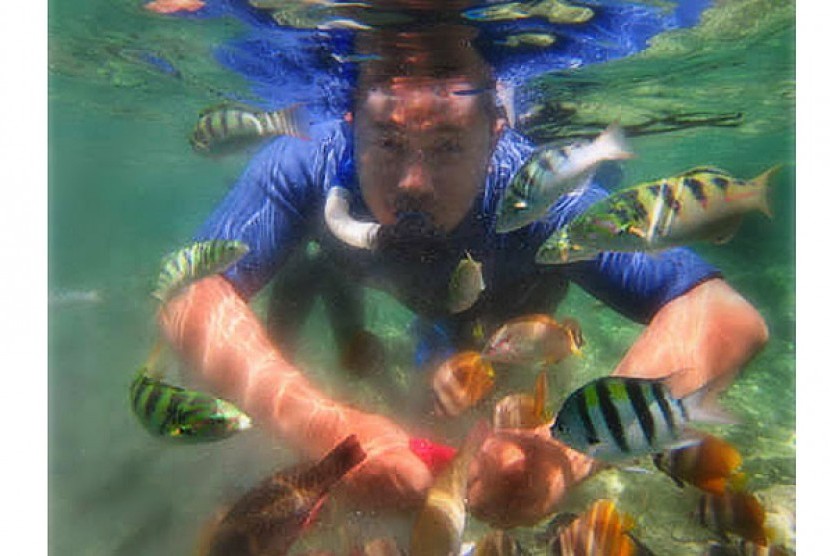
[361,77,490,130]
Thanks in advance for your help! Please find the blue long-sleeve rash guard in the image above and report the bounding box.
[196,120,721,334]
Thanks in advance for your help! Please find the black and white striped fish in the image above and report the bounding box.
[190,102,309,155]
[549,376,735,463]
[130,369,252,442]
[153,240,249,302]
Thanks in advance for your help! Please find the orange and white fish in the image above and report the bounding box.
[492,370,552,430]
[431,351,496,418]
[411,421,490,556]
[482,314,583,367]
[653,431,745,495]
[696,489,769,547]
[548,499,654,556]
[199,435,366,556]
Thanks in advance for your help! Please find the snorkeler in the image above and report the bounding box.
[156,21,768,529]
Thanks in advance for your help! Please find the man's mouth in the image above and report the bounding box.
[375,210,450,263]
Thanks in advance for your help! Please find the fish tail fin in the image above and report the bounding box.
[681,384,740,426]
[274,103,312,140]
[751,164,782,219]
[596,122,635,162]
[311,434,367,488]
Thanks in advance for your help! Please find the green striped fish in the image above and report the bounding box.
[549,376,734,463]
[153,240,249,302]
[129,368,251,442]
[190,102,309,155]
[536,165,779,264]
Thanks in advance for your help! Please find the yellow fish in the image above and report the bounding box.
[448,252,486,314]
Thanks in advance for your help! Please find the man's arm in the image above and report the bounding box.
[467,276,768,528]
[158,274,433,510]
[611,277,768,396]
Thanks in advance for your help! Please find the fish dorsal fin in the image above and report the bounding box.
[198,100,261,117]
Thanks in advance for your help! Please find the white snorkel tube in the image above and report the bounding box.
[324,186,381,251]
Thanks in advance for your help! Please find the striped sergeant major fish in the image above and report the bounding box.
[199,434,366,556]
[129,368,252,442]
[536,165,780,264]
[190,102,310,155]
[495,124,633,233]
[153,240,249,303]
[549,376,735,463]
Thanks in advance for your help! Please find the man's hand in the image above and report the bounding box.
[329,411,434,511]
[466,278,768,529]
[466,426,596,529]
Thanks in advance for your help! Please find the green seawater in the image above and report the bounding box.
[49,0,795,554]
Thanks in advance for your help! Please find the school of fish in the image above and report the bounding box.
[124,11,792,551]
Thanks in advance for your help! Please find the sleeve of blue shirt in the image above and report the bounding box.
[549,179,723,324]
[194,136,324,300]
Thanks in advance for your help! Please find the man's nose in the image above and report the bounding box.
[398,150,434,196]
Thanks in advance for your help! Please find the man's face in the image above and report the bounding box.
[354,77,502,232]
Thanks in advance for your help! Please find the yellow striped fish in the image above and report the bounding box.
[153,240,249,302]
[129,367,251,442]
[190,102,309,155]
[537,166,779,264]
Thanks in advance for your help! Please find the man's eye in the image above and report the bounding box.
[434,139,464,155]
[377,137,404,152]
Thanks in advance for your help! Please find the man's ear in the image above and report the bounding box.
[490,116,507,152]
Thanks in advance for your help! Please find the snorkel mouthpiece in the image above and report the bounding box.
[324,186,381,250]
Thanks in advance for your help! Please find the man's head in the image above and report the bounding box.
[353,27,506,236]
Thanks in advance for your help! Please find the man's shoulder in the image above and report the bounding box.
[240,118,352,190]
